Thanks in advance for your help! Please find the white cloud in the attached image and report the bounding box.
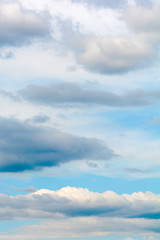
[0,187,159,239]
[0,187,159,220]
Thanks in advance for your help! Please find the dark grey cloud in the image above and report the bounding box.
[19,82,160,107]
[0,187,159,221]
[0,117,115,172]
[0,2,50,47]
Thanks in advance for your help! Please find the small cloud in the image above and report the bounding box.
[125,168,154,174]
[16,186,37,193]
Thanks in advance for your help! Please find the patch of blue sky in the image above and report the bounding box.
[93,106,160,137]
[0,220,40,232]
[1,172,160,195]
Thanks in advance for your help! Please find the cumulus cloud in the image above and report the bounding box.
[76,36,156,74]
[0,187,159,220]
[0,2,50,47]
[18,82,160,107]
[68,1,160,74]
[0,117,115,172]
[0,187,159,238]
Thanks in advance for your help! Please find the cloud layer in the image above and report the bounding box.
[0,117,115,172]
[0,187,159,239]
[0,187,159,220]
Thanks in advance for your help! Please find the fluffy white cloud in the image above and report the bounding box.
[0,187,159,239]
[0,187,159,220]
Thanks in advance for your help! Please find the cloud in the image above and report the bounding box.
[0,50,14,59]
[73,35,156,74]
[124,2,160,35]
[125,168,154,174]
[71,0,128,9]
[18,82,160,107]
[0,2,50,47]
[0,187,159,220]
[31,114,51,124]
[16,186,37,193]
[71,0,152,9]
[0,187,159,238]
[0,117,115,172]
[68,2,160,74]
[0,217,159,240]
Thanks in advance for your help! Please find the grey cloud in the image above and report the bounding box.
[16,186,37,193]
[0,187,159,221]
[0,117,115,172]
[71,0,128,9]
[72,0,152,9]
[0,2,50,47]
[125,168,154,174]
[67,2,160,74]
[124,2,160,34]
[19,82,160,107]
[2,217,159,239]
[74,36,156,74]
[31,114,51,124]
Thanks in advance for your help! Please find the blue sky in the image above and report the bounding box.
[0,0,160,239]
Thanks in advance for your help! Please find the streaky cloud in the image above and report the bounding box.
[19,82,160,107]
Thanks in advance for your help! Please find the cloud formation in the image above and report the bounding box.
[19,82,160,107]
[0,187,159,238]
[0,2,50,47]
[69,2,160,74]
[0,117,115,172]
[0,216,159,239]
[0,187,159,220]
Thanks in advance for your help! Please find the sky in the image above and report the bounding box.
[0,0,160,239]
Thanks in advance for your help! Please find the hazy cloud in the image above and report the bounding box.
[31,114,51,124]
[19,82,160,107]
[0,117,115,172]
[16,186,37,193]
[125,168,154,174]
[71,0,128,8]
